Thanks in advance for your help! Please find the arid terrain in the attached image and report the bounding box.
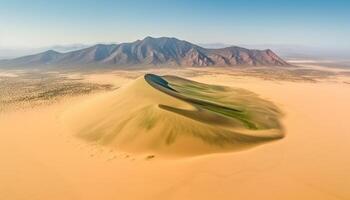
[1,63,350,200]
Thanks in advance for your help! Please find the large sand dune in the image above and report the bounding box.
[62,74,283,156]
[1,66,350,200]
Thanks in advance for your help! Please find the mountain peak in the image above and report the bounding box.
[143,36,155,40]
[143,36,174,40]
[42,49,60,55]
[0,37,290,68]
[141,36,183,43]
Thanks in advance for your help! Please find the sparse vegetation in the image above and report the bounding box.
[0,71,113,112]
[145,155,155,160]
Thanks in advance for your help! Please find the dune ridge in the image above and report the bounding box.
[62,74,284,156]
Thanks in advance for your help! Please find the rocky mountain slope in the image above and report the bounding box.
[0,37,289,68]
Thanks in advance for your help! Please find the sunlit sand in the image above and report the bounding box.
[1,65,350,199]
[62,73,283,157]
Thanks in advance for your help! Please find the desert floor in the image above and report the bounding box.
[1,64,350,200]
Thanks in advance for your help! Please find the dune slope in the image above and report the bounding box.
[62,74,283,156]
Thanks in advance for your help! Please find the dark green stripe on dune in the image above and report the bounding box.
[144,74,282,131]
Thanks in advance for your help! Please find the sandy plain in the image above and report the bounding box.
[0,63,350,200]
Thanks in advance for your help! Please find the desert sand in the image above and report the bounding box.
[1,65,350,200]
[62,74,283,156]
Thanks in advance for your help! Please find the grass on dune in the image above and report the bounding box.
[145,74,282,131]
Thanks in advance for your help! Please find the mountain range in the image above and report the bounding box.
[0,37,289,68]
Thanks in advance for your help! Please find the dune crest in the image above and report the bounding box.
[62,74,284,156]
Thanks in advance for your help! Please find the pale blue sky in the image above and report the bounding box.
[0,0,349,49]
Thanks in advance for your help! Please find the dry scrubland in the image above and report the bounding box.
[1,64,350,200]
[0,71,113,112]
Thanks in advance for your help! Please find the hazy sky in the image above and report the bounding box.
[0,0,349,49]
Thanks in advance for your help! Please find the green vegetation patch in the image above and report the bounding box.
[145,74,282,131]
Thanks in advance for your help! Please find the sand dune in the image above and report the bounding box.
[62,74,284,156]
[1,67,350,200]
